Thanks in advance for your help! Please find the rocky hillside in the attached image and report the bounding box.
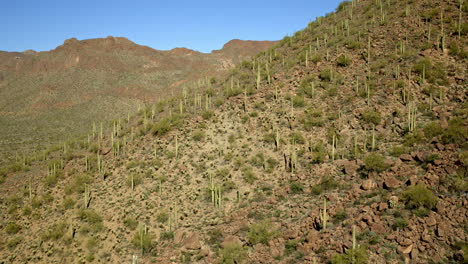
[0,37,276,164]
[0,0,466,263]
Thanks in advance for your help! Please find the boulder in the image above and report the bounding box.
[183,232,201,250]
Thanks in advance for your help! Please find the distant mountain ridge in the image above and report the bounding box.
[0,36,277,162]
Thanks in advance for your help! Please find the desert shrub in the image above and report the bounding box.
[65,174,93,194]
[207,228,223,247]
[151,118,171,136]
[160,231,174,240]
[423,121,443,139]
[201,110,214,120]
[361,110,381,126]
[124,217,138,230]
[126,173,143,188]
[292,96,305,107]
[311,176,339,195]
[302,109,324,129]
[131,225,154,254]
[311,141,327,164]
[334,210,348,223]
[63,197,76,210]
[448,41,468,59]
[156,212,169,223]
[192,130,205,141]
[250,153,265,168]
[401,184,437,210]
[217,243,247,264]
[331,246,368,264]
[242,167,257,184]
[41,222,67,240]
[5,222,21,234]
[336,54,351,67]
[6,236,22,249]
[289,181,304,194]
[404,130,424,146]
[392,217,408,231]
[363,153,389,172]
[247,220,278,245]
[266,157,278,169]
[319,68,333,82]
[290,131,306,144]
[77,208,103,232]
[413,59,447,85]
[441,118,467,144]
[390,145,408,157]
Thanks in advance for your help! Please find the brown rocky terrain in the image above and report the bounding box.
[0,0,466,263]
[0,37,277,164]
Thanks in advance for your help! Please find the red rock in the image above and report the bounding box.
[425,215,437,226]
[378,202,388,211]
[305,230,319,243]
[183,232,201,250]
[436,225,445,237]
[343,160,359,176]
[370,222,387,234]
[283,228,299,239]
[384,176,401,189]
[400,154,413,161]
[221,235,241,248]
[361,179,376,190]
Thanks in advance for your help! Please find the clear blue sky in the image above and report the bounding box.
[1,0,343,53]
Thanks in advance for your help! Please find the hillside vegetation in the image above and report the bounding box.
[0,38,276,164]
[0,0,466,263]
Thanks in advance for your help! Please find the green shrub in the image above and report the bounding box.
[292,96,305,107]
[63,197,76,210]
[243,167,257,184]
[247,220,278,245]
[319,68,333,82]
[6,236,22,249]
[361,110,381,126]
[151,118,171,136]
[160,231,174,240]
[441,118,467,144]
[363,153,389,172]
[131,226,154,254]
[201,110,214,120]
[413,59,447,85]
[124,217,138,230]
[448,41,468,59]
[289,181,304,194]
[157,212,169,223]
[290,131,306,144]
[311,176,339,195]
[404,130,424,147]
[41,222,67,240]
[217,243,247,264]
[423,121,443,139]
[401,184,437,210]
[5,222,21,234]
[336,54,351,67]
[192,130,205,141]
[331,246,368,264]
[392,217,408,231]
[390,145,408,157]
[126,173,143,188]
[77,208,103,232]
[302,108,324,129]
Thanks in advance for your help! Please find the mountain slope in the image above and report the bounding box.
[0,0,466,263]
[0,37,277,164]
